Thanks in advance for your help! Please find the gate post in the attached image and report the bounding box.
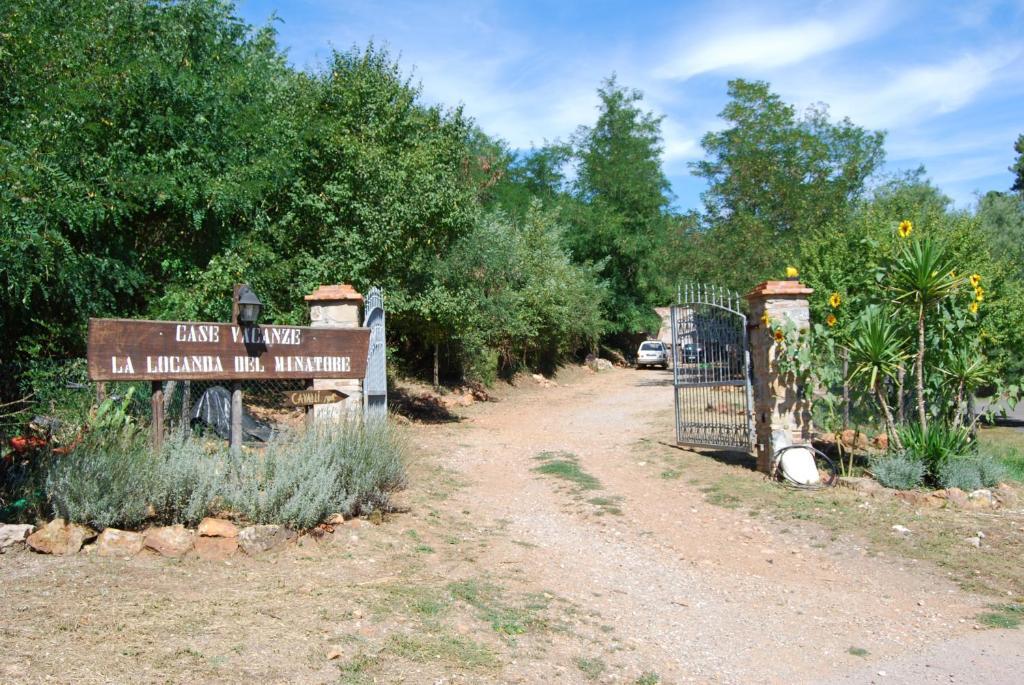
[746,280,814,473]
[305,284,364,420]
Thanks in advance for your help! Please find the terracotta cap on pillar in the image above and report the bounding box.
[746,280,814,299]
[304,284,364,303]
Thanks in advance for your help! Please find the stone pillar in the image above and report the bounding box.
[305,284,364,420]
[746,280,814,473]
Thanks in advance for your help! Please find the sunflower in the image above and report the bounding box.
[773,329,785,343]
[975,287,985,302]
[760,311,771,327]
[969,302,979,314]
[970,273,981,288]
[828,292,841,308]
[825,313,837,327]
[785,266,799,278]
[898,220,913,238]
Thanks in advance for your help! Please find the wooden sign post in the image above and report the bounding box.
[87,318,370,448]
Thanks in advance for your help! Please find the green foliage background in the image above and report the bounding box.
[1,0,1023,411]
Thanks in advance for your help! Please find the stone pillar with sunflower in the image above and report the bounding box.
[746,275,815,473]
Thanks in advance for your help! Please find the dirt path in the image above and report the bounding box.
[416,366,1023,684]
[1,366,1020,684]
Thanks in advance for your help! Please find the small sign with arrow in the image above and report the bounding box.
[284,389,349,406]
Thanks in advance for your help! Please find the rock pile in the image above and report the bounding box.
[840,477,1020,511]
[0,515,352,559]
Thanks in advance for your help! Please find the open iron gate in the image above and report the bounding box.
[670,284,754,450]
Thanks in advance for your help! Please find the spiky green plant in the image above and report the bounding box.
[941,345,994,428]
[898,422,973,479]
[886,236,962,433]
[845,305,910,450]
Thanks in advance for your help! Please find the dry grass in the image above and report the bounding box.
[634,429,1024,598]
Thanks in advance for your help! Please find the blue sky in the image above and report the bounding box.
[236,0,1024,212]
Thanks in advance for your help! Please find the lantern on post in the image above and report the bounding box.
[236,285,262,325]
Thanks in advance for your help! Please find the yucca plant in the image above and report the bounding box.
[897,421,973,478]
[941,344,994,429]
[886,236,963,433]
[845,305,910,451]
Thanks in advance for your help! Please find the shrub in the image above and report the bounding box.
[976,453,1011,487]
[937,454,1010,491]
[150,435,229,527]
[46,422,153,530]
[872,453,926,490]
[41,415,406,530]
[937,459,984,491]
[224,418,407,528]
[898,422,972,476]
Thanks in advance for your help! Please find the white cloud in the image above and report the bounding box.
[781,47,1022,129]
[655,2,891,80]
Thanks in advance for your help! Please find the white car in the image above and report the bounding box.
[636,340,668,369]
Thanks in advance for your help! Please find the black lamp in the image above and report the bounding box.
[236,285,263,325]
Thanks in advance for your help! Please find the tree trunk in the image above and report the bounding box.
[875,382,903,452]
[841,350,850,430]
[952,378,966,429]
[433,343,440,389]
[915,305,927,434]
[896,362,905,424]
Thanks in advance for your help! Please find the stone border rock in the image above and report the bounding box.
[3,514,364,559]
[838,477,1020,511]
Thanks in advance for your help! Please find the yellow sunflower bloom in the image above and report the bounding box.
[898,220,913,238]
[785,266,799,278]
[828,292,841,308]
[825,313,837,327]
[975,288,984,302]
[969,273,981,288]
[760,312,771,327]
[774,329,785,343]
[969,302,979,314]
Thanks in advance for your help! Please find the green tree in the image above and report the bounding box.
[1012,134,1024,195]
[977,191,1024,280]
[565,77,673,334]
[691,79,885,290]
[1,0,297,386]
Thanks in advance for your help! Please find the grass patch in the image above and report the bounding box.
[660,468,683,479]
[388,633,498,670]
[634,421,1024,598]
[977,603,1023,629]
[575,656,606,679]
[635,673,660,685]
[337,653,376,685]
[374,584,451,618]
[977,427,1024,482]
[533,452,601,491]
[848,647,870,657]
[448,579,550,639]
[588,495,623,516]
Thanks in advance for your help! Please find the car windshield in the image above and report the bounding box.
[640,342,662,351]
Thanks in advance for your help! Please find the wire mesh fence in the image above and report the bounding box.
[0,361,311,451]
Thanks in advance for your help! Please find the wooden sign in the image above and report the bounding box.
[87,318,370,381]
[284,389,348,406]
